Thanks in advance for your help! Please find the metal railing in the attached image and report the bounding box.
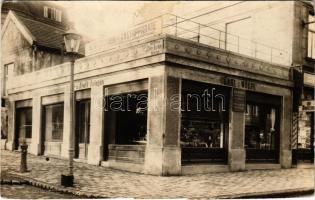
[157,13,291,65]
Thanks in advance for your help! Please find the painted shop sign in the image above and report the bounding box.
[85,19,162,56]
[222,77,256,90]
[75,39,164,73]
[74,79,105,90]
[304,73,315,87]
[166,39,289,80]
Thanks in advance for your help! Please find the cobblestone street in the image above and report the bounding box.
[0,184,80,199]
[1,150,314,198]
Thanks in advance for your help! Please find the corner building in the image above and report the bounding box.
[5,34,293,175]
[3,1,314,175]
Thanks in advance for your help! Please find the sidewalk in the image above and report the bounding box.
[1,150,314,198]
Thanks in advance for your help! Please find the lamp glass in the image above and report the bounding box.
[63,32,81,53]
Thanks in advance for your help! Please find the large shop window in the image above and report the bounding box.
[15,107,32,149]
[105,91,148,146]
[181,80,230,164]
[245,92,281,163]
[43,103,64,141]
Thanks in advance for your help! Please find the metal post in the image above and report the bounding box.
[69,56,75,177]
[219,31,221,49]
[20,138,28,173]
[197,24,201,43]
[61,56,75,187]
[237,36,240,53]
[175,16,177,37]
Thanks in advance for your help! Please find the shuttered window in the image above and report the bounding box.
[43,6,62,22]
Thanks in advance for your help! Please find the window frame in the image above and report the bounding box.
[43,6,62,22]
[43,103,64,142]
[307,13,315,59]
[2,63,14,96]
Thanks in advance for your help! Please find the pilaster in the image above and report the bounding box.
[228,88,246,171]
[6,100,15,151]
[61,85,71,158]
[87,86,104,165]
[280,94,293,168]
[30,96,41,155]
[144,73,181,175]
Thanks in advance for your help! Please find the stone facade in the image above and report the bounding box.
[2,1,314,176]
[5,34,294,175]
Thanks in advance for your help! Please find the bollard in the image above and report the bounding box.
[20,139,28,173]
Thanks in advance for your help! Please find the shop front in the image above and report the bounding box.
[40,93,65,157]
[102,80,148,172]
[6,35,294,175]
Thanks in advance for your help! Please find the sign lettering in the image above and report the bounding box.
[85,19,162,56]
[222,77,256,90]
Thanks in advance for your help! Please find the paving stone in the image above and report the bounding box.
[1,150,314,198]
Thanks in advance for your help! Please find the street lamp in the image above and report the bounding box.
[61,27,81,187]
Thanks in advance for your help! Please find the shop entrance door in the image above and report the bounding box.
[75,100,90,159]
[15,107,32,150]
[245,92,281,163]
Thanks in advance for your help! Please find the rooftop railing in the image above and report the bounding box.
[150,13,291,66]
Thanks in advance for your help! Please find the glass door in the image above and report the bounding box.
[245,103,280,163]
[15,107,32,150]
[75,100,90,159]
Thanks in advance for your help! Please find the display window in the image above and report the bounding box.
[104,91,148,146]
[180,80,230,164]
[43,103,64,142]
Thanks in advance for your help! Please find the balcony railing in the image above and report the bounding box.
[142,13,291,66]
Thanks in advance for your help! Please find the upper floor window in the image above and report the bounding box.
[307,14,315,59]
[2,63,13,96]
[44,6,62,22]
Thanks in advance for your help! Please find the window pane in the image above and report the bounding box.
[245,104,278,150]
[308,15,315,59]
[17,107,32,139]
[180,81,230,149]
[44,104,64,141]
[43,7,48,18]
[105,92,148,145]
[308,31,315,58]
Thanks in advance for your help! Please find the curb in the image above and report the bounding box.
[0,179,28,185]
[214,188,315,199]
[1,172,106,199]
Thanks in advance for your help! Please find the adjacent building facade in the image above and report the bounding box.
[1,1,314,175]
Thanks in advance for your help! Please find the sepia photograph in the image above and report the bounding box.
[0,0,314,199]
